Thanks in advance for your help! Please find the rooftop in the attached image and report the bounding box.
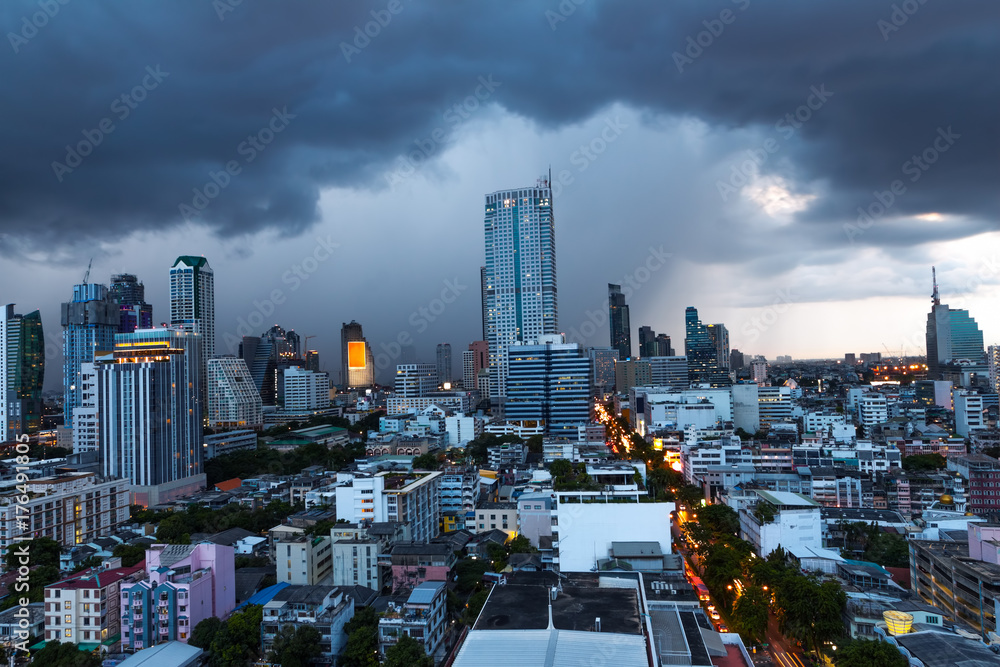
[113,640,203,666]
[756,490,820,508]
[893,630,1000,666]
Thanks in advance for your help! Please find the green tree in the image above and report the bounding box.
[549,459,572,478]
[189,616,222,650]
[383,635,433,667]
[5,536,60,571]
[341,606,380,667]
[697,503,740,538]
[268,624,322,667]
[412,452,441,470]
[208,604,262,667]
[508,535,535,554]
[454,558,490,592]
[901,453,947,471]
[835,638,907,667]
[526,434,544,453]
[676,485,704,507]
[732,586,770,644]
[29,641,102,667]
[753,502,776,525]
[156,513,192,544]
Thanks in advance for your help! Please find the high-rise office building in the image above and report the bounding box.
[1,306,44,441]
[706,323,730,372]
[608,284,631,360]
[463,341,489,391]
[926,267,986,379]
[436,343,452,385]
[684,307,729,386]
[305,350,320,372]
[638,326,673,357]
[614,359,652,394]
[207,356,263,430]
[110,273,153,333]
[342,321,375,389]
[169,256,214,406]
[506,336,590,439]
[96,327,204,505]
[483,178,557,399]
[588,347,619,395]
[647,356,688,388]
[730,349,745,370]
[239,335,276,405]
[395,363,438,398]
[480,265,488,342]
[283,367,330,411]
[62,283,119,427]
[751,357,768,385]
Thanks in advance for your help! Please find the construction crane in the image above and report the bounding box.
[304,335,316,351]
[82,258,93,285]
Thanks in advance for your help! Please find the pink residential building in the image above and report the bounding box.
[120,542,235,650]
[387,543,457,592]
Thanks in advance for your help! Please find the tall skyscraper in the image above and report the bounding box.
[62,282,119,427]
[706,323,730,372]
[1,305,44,441]
[97,327,204,505]
[480,265,489,342]
[484,178,557,399]
[608,283,631,360]
[110,273,153,333]
[730,349,745,370]
[169,256,214,405]
[305,350,320,372]
[684,307,729,386]
[436,343,452,385]
[207,356,263,430]
[638,326,673,357]
[395,363,438,398]
[926,267,986,379]
[506,336,590,439]
[341,321,375,389]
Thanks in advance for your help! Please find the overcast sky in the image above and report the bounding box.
[1,0,998,388]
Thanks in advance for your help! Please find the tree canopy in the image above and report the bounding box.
[383,635,433,667]
[835,638,907,667]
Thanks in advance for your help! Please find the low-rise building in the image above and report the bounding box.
[739,490,822,558]
[44,563,145,650]
[276,535,332,585]
[473,502,518,536]
[378,581,446,659]
[260,586,354,663]
[388,543,457,592]
[120,543,236,650]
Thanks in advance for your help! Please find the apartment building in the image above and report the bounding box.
[120,543,235,650]
[44,562,145,650]
[276,535,333,585]
[260,586,354,663]
[0,473,130,560]
[378,581,447,659]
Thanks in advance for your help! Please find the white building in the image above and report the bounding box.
[445,414,483,447]
[72,362,100,454]
[552,495,674,572]
[168,255,214,396]
[731,383,760,434]
[751,358,768,385]
[758,386,793,428]
[334,471,442,542]
[276,535,333,585]
[859,394,889,430]
[739,490,822,557]
[207,356,263,429]
[954,391,986,437]
[395,363,439,398]
[630,386,732,434]
[484,182,557,399]
[283,367,330,411]
[261,586,354,663]
[681,435,750,485]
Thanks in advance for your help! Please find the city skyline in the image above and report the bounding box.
[2,1,998,390]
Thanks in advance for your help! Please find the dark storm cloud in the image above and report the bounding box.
[0,0,996,255]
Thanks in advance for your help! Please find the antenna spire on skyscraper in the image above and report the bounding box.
[932,266,940,305]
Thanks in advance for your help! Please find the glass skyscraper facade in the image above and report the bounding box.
[1,305,44,440]
[926,269,985,379]
[61,283,119,427]
[684,306,729,386]
[506,340,591,439]
[169,256,214,404]
[484,178,557,399]
[608,283,631,361]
